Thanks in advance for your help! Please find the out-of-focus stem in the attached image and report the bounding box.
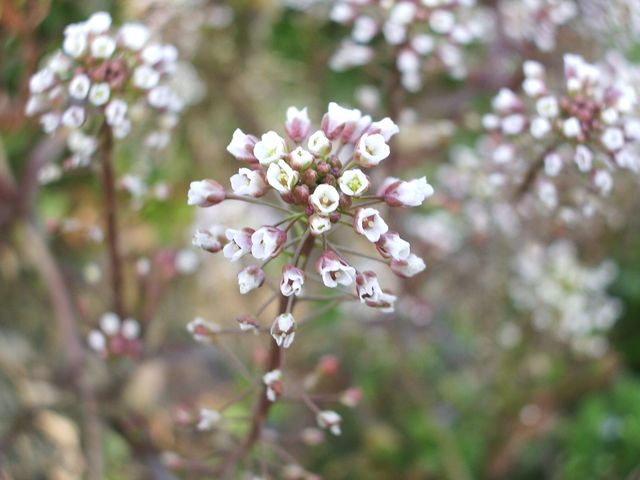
[98,122,125,317]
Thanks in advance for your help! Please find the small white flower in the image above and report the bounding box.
[339,169,369,196]
[90,35,116,59]
[316,410,342,436]
[119,23,150,51]
[141,44,163,65]
[601,127,625,151]
[353,15,378,43]
[601,108,619,125]
[536,95,559,118]
[266,160,299,193]
[121,318,140,340]
[105,99,128,126]
[29,69,55,94]
[280,265,304,297]
[522,77,545,97]
[68,74,91,100]
[308,130,332,156]
[270,314,296,348]
[285,106,311,143]
[63,32,87,58]
[187,179,225,207]
[251,227,286,260]
[355,133,390,167]
[254,131,287,165]
[317,251,356,288]
[562,117,581,138]
[354,208,389,242]
[594,169,613,196]
[223,228,253,262]
[390,253,426,278]
[523,60,545,78]
[133,65,160,89]
[87,330,106,352]
[574,145,593,172]
[237,266,266,294]
[289,147,314,170]
[530,117,551,138]
[309,184,340,214]
[197,408,221,431]
[227,128,258,162]
[187,317,221,343]
[192,225,226,253]
[147,85,172,108]
[492,88,520,113]
[230,168,267,197]
[263,369,283,402]
[376,231,410,261]
[321,102,362,140]
[544,152,563,177]
[309,214,332,235]
[501,114,527,135]
[356,271,396,312]
[88,83,111,106]
[86,12,112,33]
[429,9,455,34]
[369,117,399,142]
[61,106,86,128]
[100,312,121,336]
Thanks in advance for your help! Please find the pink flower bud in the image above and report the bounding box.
[285,106,312,143]
[382,176,434,207]
[226,128,258,162]
[390,253,426,278]
[251,226,287,260]
[280,265,305,297]
[187,179,225,207]
[237,265,266,294]
[192,225,226,253]
[376,231,411,261]
[354,208,389,242]
[321,102,362,140]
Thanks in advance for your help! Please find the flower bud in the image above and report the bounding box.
[376,231,410,261]
[237,266,266,294]
[187,179,226,207]
[316,410,342,435]
[292,184,310,204]
[390,253,426,278]
[251,226,287,260]
[382,176,434,207]
[263,369,283,402]
[285,106,312,143]
[289,146,314,170]
[186,317,221,343]
[230,168,268,197]
[227,128,258,162]
[302,168,318,187]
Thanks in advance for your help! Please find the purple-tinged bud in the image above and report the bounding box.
[329,212,341,223]
[187,179,226,207]
[285,106,312,143]
[317,162,331,175]
[304,204,315,216]
[302,168,318,187]
[293,184,310,204]
[237,265,266,294]
[280,191,295,204]
[338,193,352,209]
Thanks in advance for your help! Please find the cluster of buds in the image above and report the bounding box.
[499,0,577,52]
[329,0,491,90]
[482,54,640,212]
[189,102,432,349]
[87,312,142,358]
[25,11,184,166]
[509,241,621,357]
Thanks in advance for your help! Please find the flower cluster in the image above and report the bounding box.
[87,312,142,358]
[499,0,577,52]
[189,102,432,349]
[510,241,622,357]
[328,0,491,90]
[482,54,640,211]
[26,11,184,166]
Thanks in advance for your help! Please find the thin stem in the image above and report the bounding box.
[351,199,384,209]
[298,300,341,326]
[226,194,293,215]
[327,241,388,265]
[99,122,125,317]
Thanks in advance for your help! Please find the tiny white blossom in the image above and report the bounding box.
[187,317,221,343]
[119,23,150,50]
[61,105,86,128]
[309,214,332,235]
[289,147,314,170]
[68,74,91,100]
[266,160,299,193]
[230,168,267,197]
[254,131,287,165]
[308,130,332,155]
[270,314,296,348]
[354,208,389,242]
[355,133,390,167]
[562,117,582,138]
[133,65,160,89]
[601,127,625,151]
[263,369,283,402]
[91,35,116,58]
[197,408,221,431]
[536,95,559,118]
[237,266,266,294]
[223,228,253,262]
[316,410,342,436]
[88,83,111,106]
[339,169,369,196]
[100,312,121,336]
[280,265,305,297]
[309,184,340,214]
[390,253,426,278]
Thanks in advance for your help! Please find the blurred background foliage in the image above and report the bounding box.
[2,0,640,479]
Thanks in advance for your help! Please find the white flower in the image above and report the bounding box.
[309,214,332,235]
[29,69,55,94]
[562,117,581,138]
[339,169,369,196]
[523,60,545,78]
[376,232,410,261]
[133,65,160,89]
[105,99,128,126]
[430,9,455,34]
[353,15,377,43]
[601,127,625,151]
[121,318,140,340]
[223,228,253,262]
[356,271,396,312]
[237,266,266,294]
[601,108,619,125]
[354,208,389,242]
[147,86,171,108]
[501,114,527,135]
[390,253,426,278]
[119,23,150,50]
[187,179,225,207]
[593,170,613,196]
[88,83,111,106]
[308,130,332,156]
[91,35,116,58]
[47,52,72,76]
[530,117,551,138]
[369,117,399,142]
[382,176,434,207]
[230,168,267,197]
[186,317,221,343]
[316,410,342,435]
[522,77,545,97]
[289,147,314,170]
[86,12,112,33]
[544,152,563,176]
[192,225,226,253]
[251,227,286,260]
[227,129,258,162]
[355,133,390,167]
[63,32,87,58]
[263,369,283,402]
[285,106,311,143]
[280,265,304,297]
[100,312,121,336]
[197,408,221,431]
[61,106,86,128]
[492,88,520,113]
[270,314,296,348]
[39,113,60,134]
[141,44,163,65]
[68,74,90,100]
[266,160,299,193]
[321,102,362,140]
[574,145,593,172]
[317,251,356,288]
[87,330,106,353]
[536,95,559,118]
[254,131,287,165]
[309,184,340,214]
